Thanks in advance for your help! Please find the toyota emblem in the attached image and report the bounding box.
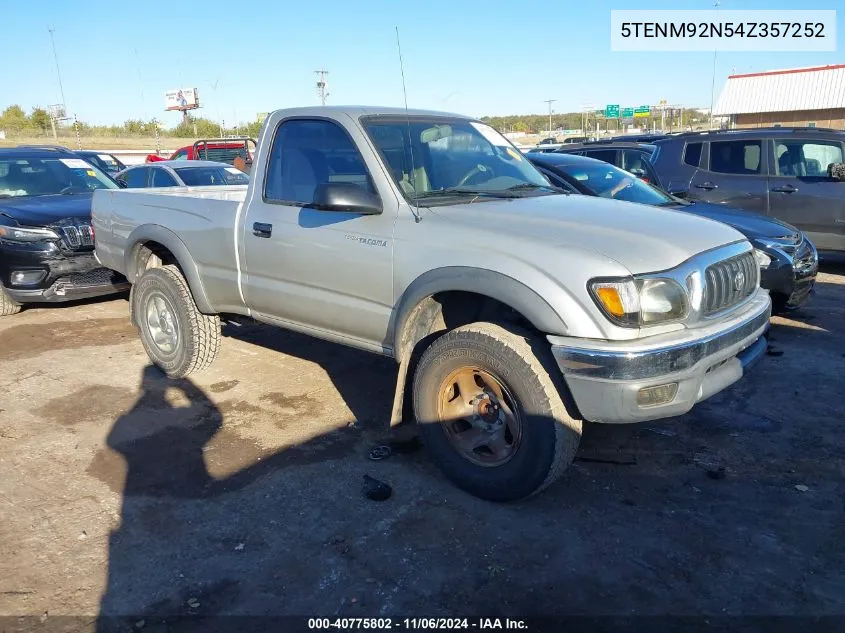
[733,270,745,291]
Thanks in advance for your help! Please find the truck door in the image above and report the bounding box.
[241,117,396,349]
[767,137,845,251]
[689,138,769,213]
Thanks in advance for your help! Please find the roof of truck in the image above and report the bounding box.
[269,105,474,119]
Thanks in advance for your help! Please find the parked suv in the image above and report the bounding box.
[0,147,129,315]
[651,128,845,252]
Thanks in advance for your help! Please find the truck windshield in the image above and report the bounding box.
[0,157,119,198]
[174,166,249,186]
[361,117,555,203]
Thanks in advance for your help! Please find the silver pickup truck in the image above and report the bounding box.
[92,106,771,501]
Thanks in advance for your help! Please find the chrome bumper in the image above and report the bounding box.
[549,290,771,423]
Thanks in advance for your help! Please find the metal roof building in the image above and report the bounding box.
[713,64,845,129]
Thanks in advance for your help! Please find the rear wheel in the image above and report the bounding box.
[413,322,581,501]
[0,284,22,316]
[131,265,220,377]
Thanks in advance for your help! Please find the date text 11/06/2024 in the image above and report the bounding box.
[307,618,528,630]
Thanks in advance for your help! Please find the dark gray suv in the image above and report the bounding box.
[650,128,845,252]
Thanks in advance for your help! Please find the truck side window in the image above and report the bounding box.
[171,150,189,161]
[264,119,376,205]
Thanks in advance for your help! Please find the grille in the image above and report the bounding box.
[59,268,124,287]
[58,223,94,249]
[703,251,757,316]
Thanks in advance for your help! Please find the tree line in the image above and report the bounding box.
[480,108,709,134]
[0,104,263,139]
[2,103,711,140]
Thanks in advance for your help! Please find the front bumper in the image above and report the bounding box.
[759,238,818,309]
[549,290,771,424]
[1,243,128,304]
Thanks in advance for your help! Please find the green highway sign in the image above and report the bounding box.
[633,105,651,118]
[621,107,634,118]
[605,104,620,118]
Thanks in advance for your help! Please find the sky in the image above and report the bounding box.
[1,0,843,126]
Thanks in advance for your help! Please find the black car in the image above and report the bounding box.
[528,152,818,310]
[650,127,845,252]
[0,148,129,315]
[553,142,663,188]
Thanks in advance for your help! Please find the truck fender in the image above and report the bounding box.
[387,266,569,426]
[124,224,215,314]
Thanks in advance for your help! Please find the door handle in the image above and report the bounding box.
[771,184,798,193]
[252,222,272,238]
[694,182,718,190]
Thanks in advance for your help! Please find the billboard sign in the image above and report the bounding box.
[633,105,651,118]
[164,88,199,111]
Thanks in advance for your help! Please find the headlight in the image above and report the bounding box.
[0,226,61,242]
[753,248,772,269]
[590,277,689,327]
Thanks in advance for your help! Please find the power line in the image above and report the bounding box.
[47,26,67,108]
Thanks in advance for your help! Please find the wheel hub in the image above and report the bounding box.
[145,292,179,355]
[471,393,504,431]
[436,366,523,467]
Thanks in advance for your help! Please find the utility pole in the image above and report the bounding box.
[315,70,329,106]
[709,0,721,129]
[543,99,556,136]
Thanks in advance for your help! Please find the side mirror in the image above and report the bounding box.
[116,178,128,188]
[311,183,382,215]
[828,162,845,181]
[668,186,688,198]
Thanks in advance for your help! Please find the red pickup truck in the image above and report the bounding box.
[146,137,256,171]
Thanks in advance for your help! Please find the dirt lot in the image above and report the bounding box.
[1,263,844,630]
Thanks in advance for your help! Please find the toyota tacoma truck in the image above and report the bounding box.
[92,106,771,501]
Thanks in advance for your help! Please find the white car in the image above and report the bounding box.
[115,160,249,188]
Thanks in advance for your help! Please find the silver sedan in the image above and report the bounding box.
[116,160,249,188]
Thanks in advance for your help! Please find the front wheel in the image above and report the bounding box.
[131,265,220,377]
[413,322,582,501]
[0,284,22,316]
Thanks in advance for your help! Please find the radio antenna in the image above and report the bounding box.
[395,26,421,223]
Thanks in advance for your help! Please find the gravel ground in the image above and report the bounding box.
[1,263,843,632]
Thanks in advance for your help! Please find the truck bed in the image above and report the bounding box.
[92,185,248,313]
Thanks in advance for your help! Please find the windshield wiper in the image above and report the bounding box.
[411,188,519,201]
[504,183,568,194]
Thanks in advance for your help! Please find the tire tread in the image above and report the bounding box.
[134,265,220,377]
[0,285,22,316]
[414,321,581,500]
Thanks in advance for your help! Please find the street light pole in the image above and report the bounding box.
[543,99,556,137]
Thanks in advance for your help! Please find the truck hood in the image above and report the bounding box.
[0,193,93,226]
[671,200,800,240]
[428,194,745,274]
